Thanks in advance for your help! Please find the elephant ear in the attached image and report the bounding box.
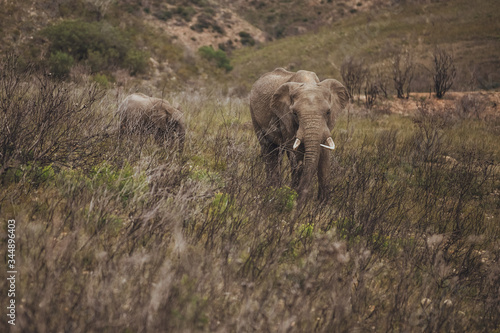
[318,79,349,112]
[161,103,184,133]
[163,102,183,122]
[270,82,302,139]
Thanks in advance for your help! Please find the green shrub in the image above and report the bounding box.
[92,73,111,88]
[43,20,124,61]
[175,6,196,21]
[191,13,224,34]
[48,51,74,78]
[208,192,231,217]
[124,49,149,76]
[1,162,56,186]
[238,31,255,46]
[89,162,144,203]
[265,186,297,213]
[41,20,147,74]
[154,10,173,21]
[190,0,210,6]
[198,45,233,72]
[87,49,107,73]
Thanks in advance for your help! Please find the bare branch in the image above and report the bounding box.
[433,48,456,99]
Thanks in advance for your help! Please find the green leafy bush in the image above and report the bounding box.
[87,49,108,73]
[1,162,55,186]
[191,13,224,34]
[154,10,173,21]
[238,31,255,46]
[265,186,297,213]
[198,45,233,72]
[41,20,148,75]
[124,49,149,76]
[48,51,74,78]
[92,73,111,88]
[175,6,196,21]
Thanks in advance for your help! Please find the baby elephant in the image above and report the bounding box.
[118,93,185,152]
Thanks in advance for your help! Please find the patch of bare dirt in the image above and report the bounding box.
[146,8,267,53]
[377,91,500,117]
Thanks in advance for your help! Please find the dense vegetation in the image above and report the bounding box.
[43,20,149,77]
[1,54,499,331]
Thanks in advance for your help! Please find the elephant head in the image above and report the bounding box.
[154,100,186,152]
[270,79,349,199]
[118,93,185,153]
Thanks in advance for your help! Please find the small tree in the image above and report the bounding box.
[340,56,367,102]
[0,54,109,176]
[374,64,389,99]
[198,46,233,72]
[48,51,74,79]
[432,48,456,99]
[392,48,414,99]
[364,75,378,110]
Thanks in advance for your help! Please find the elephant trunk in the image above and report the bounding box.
[297,120,323,198]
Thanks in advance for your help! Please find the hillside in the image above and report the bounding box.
[215,0,394,38]
[230,0,500,92]
[0,0,269,87]
[1,0,498,93]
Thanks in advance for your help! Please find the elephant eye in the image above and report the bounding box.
[326,109,331,116]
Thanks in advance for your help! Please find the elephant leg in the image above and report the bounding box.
[260,140,282,187]
[118,124,125,144]
[287,150,303,191]
[317,148,331,201]
[118,115,128,143]
[154,128,166,147]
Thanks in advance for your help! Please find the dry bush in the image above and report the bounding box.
[0,54,110,178]
[341,56,367,102]
[363,74,379,110]
[454,93,488,119]
[392,48,415,99]
[432,48,457,99]
[373,64,390,99]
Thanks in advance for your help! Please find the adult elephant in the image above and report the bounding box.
[250,68,348,204]
[118,93,185,152]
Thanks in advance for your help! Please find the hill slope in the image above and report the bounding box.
[230,0,500,92]
[215,0,394,39]
[1,0,498,93]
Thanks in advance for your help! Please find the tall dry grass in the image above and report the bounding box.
[1,56,499,332]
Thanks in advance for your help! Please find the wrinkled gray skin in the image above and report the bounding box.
[250,68,348,203]
[118,93,185,152]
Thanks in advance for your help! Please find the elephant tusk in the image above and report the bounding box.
[320,144,335,150]
[327,137,335,149]
[320,137,335,150]
[293,138,301,150]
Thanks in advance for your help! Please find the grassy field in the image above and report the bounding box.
[1,56,499,332]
